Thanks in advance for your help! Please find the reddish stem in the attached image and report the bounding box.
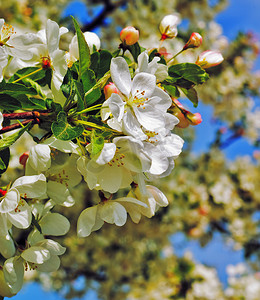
[0,119,40,134]
[3,111,41,119]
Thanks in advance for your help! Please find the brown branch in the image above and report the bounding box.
[81,0,128,32]
[0,119,39,134]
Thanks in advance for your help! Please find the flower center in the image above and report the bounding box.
[107,149,125,167]
[0,23,15,46]
[49,170,69,187]
[128,89,148,109]
[144,130,159,143]
[41,56,52,69]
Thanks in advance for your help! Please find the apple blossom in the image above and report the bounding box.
[102,56,172,138]
[77,136,151,193]
[3,239,66,294]
[77,196,147,237]
[135,51,168,82]
[0,174,46,235]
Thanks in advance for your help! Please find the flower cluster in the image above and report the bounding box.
[0,14,223,297]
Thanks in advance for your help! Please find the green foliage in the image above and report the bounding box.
[91,130,105,157]
[0,81,47,110]
[163,63,209,106]
[0,147,10,174]
[72,17,91,76]
[126,42,141,62]
[0,122,32,151]
[51,111,84,141]
[167,63,209,88]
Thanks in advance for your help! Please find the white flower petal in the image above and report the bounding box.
[3,257,24,294]
[110,57,131,97]
[37,239,66,255]
[77,206,102,237]
[47,181,75,207]
[108,93,126,122]
[99,165,123,193]
[147,185,168,207]
[99,201,127,226]
[21,246,50,264]
[132,72,156,98]
[40,213,70,236]
[0,188,19,213]
[8,201,32,229]
[28,144,51,172]
[46,19,60,54]
[36,254,60,272]
[12,174,46,198]
[0,234,16,258]
[95,142,116,165]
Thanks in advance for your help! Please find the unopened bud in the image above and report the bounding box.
[183,32,202,50]
[104,83,120,99]
[120,26,139,46]
[173,109,190,128]
[186,112,202,125]
[158,47,172,60]
[19,151,29,168]
[159,14,181,40]
[196,50,224,69]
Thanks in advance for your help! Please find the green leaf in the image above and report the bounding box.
[0,147,10,174]
[168,63,209,89]
[91,131,104,157]
[97,50,112,79]
[51,111,84,141]
[0,82,37,95]
[0,157,5,170]
[9,67,47,83]
[90,51,100,76]
[73,80,85,111]
[72,17,90,78]
[180,87,198,107]
[0,122,33,151]
[162,84,180,98]
[82,69,101,106]
[0,94,21,110]
[126,42,141,62]
[0,82,47,110]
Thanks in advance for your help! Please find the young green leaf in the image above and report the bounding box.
[72,16,90,78]
[51,111,84,141]
[168,63,209,89]
[91,130,104,157]
[180,87,198,107]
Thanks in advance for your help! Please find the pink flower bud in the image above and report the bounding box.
[196,50,224,69]
[183,32,202,50]
[19,151,29,167]
[159,14,181,40]
[173,109,190,128]
[186,112,202,125]
[158,47,172,60]
[120,26,139,46]
[104,83,120,99]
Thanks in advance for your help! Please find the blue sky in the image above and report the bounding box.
[10,0,260,299]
